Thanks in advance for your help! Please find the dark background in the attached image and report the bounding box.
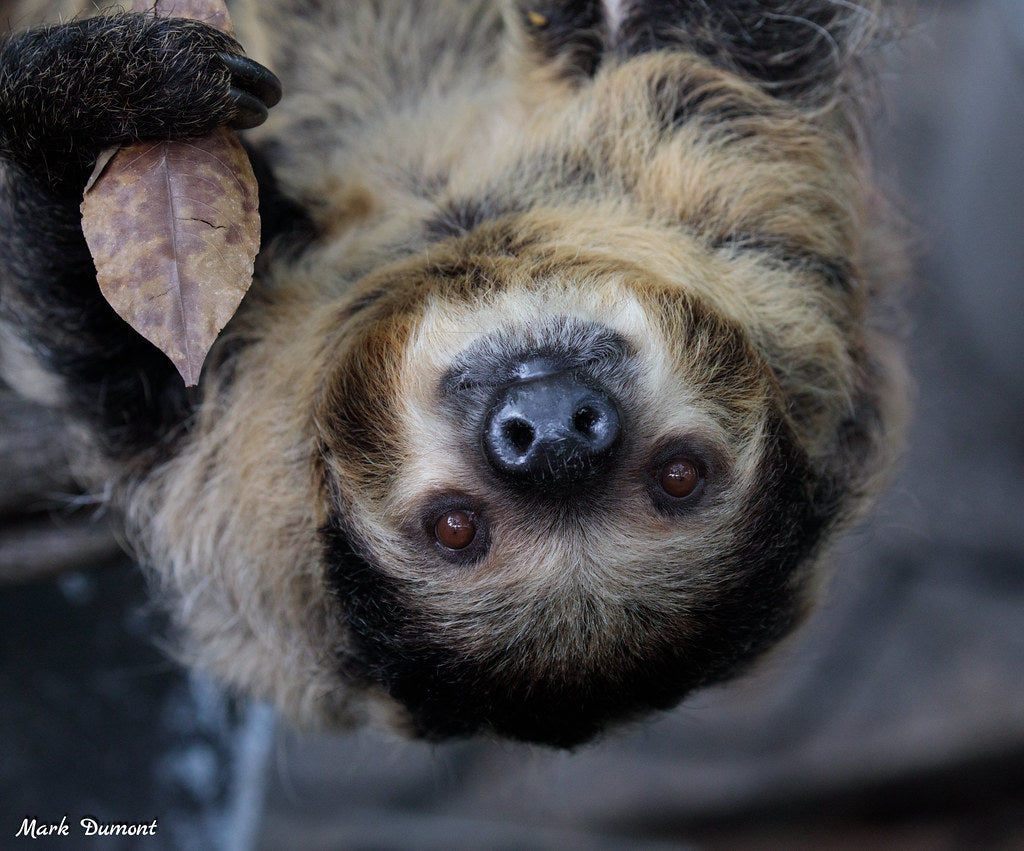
[2,1,1023,847]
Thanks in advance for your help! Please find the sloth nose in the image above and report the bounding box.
[483,371,621,488]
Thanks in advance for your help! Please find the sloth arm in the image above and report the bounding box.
[0,13,281,459]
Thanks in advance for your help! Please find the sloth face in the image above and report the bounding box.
[314,227,834,747]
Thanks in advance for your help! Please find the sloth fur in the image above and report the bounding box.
[0,0,907,747]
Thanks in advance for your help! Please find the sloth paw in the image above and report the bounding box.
[0,14,282,188]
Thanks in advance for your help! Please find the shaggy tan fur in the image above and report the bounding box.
[4,0,908,745]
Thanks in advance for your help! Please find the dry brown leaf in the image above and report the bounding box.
[80,0,259,387]
[81,131,259,386]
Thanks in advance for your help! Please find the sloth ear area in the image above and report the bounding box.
[512,0,891,102]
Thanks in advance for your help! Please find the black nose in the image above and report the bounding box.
[483,371,621,488]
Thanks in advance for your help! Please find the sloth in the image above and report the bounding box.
[0,1,907,747]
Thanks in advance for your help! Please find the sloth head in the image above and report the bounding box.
[312,220,847,748]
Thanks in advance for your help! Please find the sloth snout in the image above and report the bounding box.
[482,368,621,489]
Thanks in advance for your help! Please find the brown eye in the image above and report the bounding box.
[660,458,700,499]
[419,495,491,564]
[434,510,477,550]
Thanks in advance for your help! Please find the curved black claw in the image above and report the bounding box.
[220,52,282,129]
[227,86,269,129]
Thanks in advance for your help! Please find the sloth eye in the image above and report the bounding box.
[647,441,719,516]
[419,495,491,563]
[434,510,477,550]
[659,457,701,499]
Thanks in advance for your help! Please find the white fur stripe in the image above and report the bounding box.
[603,0,626,40]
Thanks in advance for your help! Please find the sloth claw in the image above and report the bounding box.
[226,86,270,129]
[220,52,283,124]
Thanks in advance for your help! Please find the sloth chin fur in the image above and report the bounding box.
[2,0,908,748]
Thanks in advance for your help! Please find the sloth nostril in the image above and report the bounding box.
[503,417,535,454]
[482,370,621,488]
[573,405,600,437]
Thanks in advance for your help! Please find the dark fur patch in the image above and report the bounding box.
[516,0,606,81]
[715,233,855,292]
[648,71,763,138]
[511,0,881,101]
[244,141,317,258]
[616,0,878,101]
[425,196,525,240]
[337,288,387,322]
[315,306,413,481]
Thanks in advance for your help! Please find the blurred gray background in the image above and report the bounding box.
[2,0,1023,847]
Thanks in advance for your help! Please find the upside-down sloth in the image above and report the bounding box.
[0,0,906,747]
